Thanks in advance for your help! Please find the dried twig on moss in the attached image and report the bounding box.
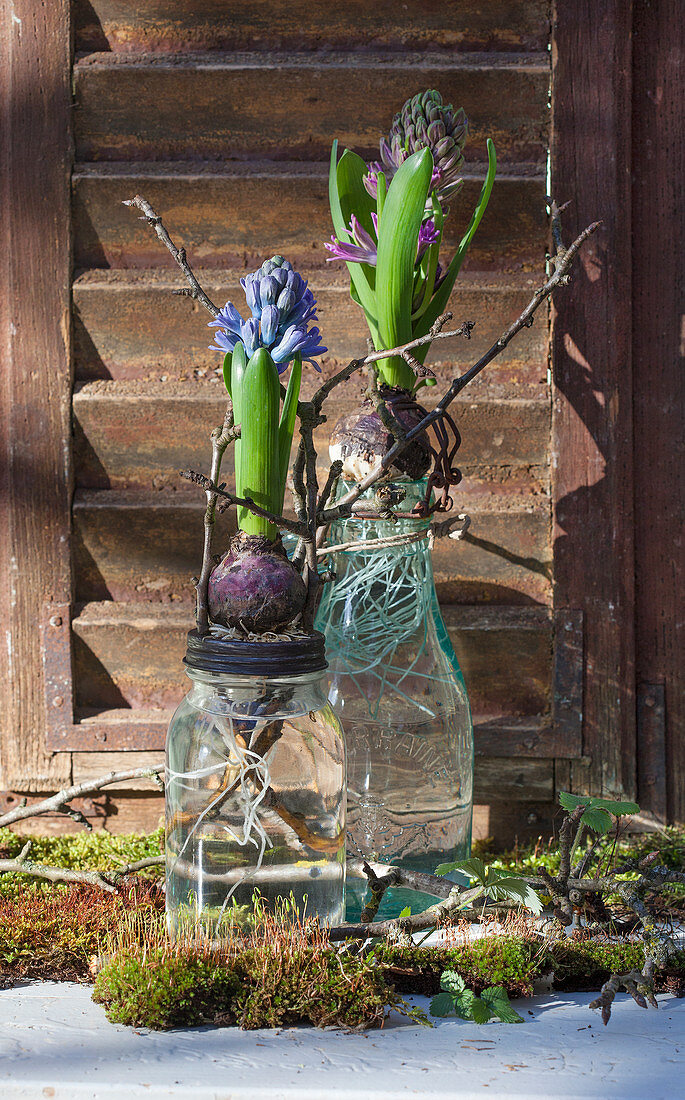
[0,842,164,895]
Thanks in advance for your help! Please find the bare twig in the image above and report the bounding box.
[195,409,240,633]
[365,367,406,443]
[317,459,343,513]
[179,469,307,538]
[300,407,325,630]
[0,767,165,830]
[321,218,602,525]
[0,853,118,894]
[359,861,396,924]
[123,196,219,316]
[589,958,658,1025]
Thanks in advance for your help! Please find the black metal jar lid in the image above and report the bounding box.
[184,629,328,677]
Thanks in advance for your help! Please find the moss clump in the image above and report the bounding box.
[232,945,390,1029]
[94,940,392,1031]
[93,948,240,1029]
[551,939,647,992]
[377,936,541,998]
[0,883,163,983]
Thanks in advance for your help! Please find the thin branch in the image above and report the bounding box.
[179,469,307,538]
[317,530,427,557]
[123,196,219,316]
[321,218,602,525]
[365,367,406,443]
[108,856,165,876]
[0,855,119,894]
[589,959,658,1025]
[317,459,343,513]
[359,861,396,924]
[0,767,165,829]
[300,409,324,630]
[195,409,240,633]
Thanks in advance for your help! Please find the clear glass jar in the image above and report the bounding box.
[165,631,346,938]
[315,480,473,919]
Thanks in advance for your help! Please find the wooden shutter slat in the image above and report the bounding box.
[71,600,553,717]
[73,271,548,382]
[72,491,551,607]
[74,0,551,55]
[72,387,549,489]
[73,168,546,272]
[73,53,548,163]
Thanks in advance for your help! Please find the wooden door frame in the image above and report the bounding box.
[550,0,637,805]
[0,0,73,790]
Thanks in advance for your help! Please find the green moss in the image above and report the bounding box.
[94,942,393,1031]
[0,828,164,899]
[551,940,646,991]
[232,946,391,1030]
[93,949,240,1029]
[377,936,541,998]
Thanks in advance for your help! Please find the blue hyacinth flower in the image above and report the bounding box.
[209,256,327,372]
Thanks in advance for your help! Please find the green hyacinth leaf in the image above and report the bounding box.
[412,138,496,362]
[375,146,433,388]
[411,194,444,326]
[277,354,302,510]
[328,140,346,239]
[329,141,381,346]
[337,149,378,322]
[376,171,387,219]
[337,147,377,240]
[230,341,249,503]
[237,347,280,539]
[222,350,232,395]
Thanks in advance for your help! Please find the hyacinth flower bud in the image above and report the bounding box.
[259,275,280,305]
[239,318,260,357]
[277,287,296,315]
[209,257,326,371]
[260,304,280,346]
[364,89,468,209]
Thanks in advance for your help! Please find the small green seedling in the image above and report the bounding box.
[434,857,543,915]
[430,970,524,1024]
[558,791,640,836]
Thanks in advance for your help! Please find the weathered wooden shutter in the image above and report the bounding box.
[2,2,680,834]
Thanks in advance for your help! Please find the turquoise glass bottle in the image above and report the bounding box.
[315,480,473,919]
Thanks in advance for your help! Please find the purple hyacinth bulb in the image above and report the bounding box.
[209,256,327,370]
